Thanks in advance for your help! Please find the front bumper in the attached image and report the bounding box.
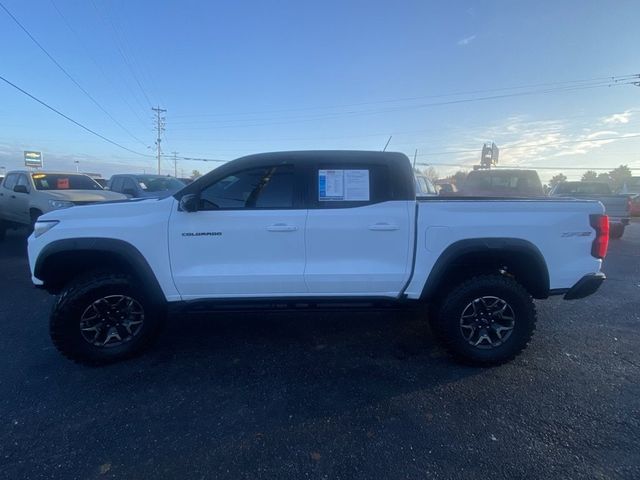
[564,272,606,300]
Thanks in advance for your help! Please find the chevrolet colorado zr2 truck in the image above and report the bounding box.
[27,151,609,366]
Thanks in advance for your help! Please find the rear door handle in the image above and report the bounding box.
[368,222,399,231]
[267,223,298,232]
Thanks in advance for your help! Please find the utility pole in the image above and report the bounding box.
[172,151,178,177]
[152,106,166,174]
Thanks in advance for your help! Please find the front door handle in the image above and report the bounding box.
[267,223,298,232]
[368,222,399,231]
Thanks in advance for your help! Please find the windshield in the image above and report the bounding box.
[32,173,103,191]
[135,176,185,192]
[554,182,611,195]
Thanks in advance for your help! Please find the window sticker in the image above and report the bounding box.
[319,169,344,200]
[318,169,369,201]
[343,169,369,201]
[57,178,70,189]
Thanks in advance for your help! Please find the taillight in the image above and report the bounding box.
[589,214,609,259]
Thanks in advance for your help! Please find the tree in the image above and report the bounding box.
[596,172,610,183]
[608,165,632,191]
[549,173,567,188]
[422,166,439,183]
[443,170,468,186]
[581,170,598,182]
[191,169,202,179]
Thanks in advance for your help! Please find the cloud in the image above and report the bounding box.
[437,114,640,181]
[602,110,633,125]
[457,35,476,46]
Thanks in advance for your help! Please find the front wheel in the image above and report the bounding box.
[50,272,165,365]
[430,275,536,366]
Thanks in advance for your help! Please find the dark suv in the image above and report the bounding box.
[107,174,185,198]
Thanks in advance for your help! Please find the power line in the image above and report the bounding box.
[0,74,153,157]
[166,80,638,131]
[0,0,149,147]
[49,0,149,131]
[170,74,639,119]
[90,0,153,109]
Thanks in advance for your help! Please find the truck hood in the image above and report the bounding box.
[39,195,169,222]
[43,189,127,202]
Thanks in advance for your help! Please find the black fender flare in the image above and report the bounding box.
[34,238,166,300]
[420,238,550,300]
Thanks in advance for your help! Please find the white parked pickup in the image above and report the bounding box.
[27,151,609,366]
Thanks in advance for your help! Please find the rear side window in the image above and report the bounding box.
[199,165,294,210]
[3,173,18,190]
[314,164,391,208]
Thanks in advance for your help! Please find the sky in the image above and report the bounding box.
[0,0,639,183]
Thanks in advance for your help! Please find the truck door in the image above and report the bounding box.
[304,163,413,297]
[0,174,20,223]
[168,163,308,298]
[13,174,32,224]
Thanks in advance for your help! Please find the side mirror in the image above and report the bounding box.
[14,185,29,194]
[179,193,199,212]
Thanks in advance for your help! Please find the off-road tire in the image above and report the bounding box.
[50,271,166,365]
[430,274,536,366]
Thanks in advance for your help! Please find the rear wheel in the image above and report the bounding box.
[430,275,536,366]
[50,271,165,365]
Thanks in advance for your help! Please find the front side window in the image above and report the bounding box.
[16,174,30,192]
[31,173,102,191]
[199,165,294,210]
[3,173,18,190]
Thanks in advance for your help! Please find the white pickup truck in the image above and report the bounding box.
[27,151,609,366]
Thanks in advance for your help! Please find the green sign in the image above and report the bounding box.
[24,151,42,168]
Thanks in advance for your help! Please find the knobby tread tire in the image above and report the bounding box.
[430,274,537,366]
[50,271,165,366]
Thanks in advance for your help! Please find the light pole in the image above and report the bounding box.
[74,160,80,173]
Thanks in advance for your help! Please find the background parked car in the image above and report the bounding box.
[621,177,640,216]
[107,174,186,198]
[93,178,108,188]
[458,169,544,197]
[436,182,458,195]
[549,181,631,239]
[415,174,438,196]
[0,171,126,239]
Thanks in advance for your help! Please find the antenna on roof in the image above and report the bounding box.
[413,149,417,169]
[382,135,392,152]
